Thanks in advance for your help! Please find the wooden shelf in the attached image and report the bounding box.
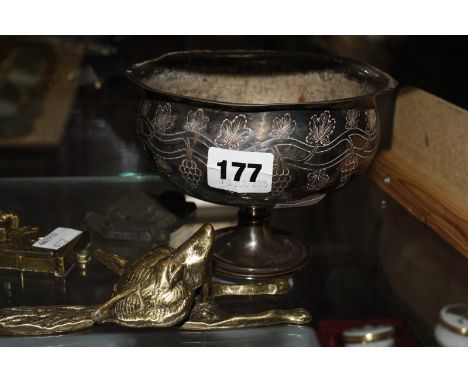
[372,150,468,258]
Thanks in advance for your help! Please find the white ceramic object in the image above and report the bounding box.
[435,303,468,347]
[342,324,395,347]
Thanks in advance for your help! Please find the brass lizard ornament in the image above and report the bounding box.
[0,224,311,336]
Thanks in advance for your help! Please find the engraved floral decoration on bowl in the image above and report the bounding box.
[307,169,329,191]
[152,103,176,134]
[338,148,360,188]
[138,101,176,137]
[306,110,336,147]
[184,109,209,133]
[135,102,381,204]
[179,159,202,188]
[177,108,210,188]
[214,115,251,150]
[345,109,360,130]
[269,113,296,196]
[270,113,296,139]
[271,165,292,197]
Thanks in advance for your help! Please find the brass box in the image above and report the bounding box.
[0,212,85,277]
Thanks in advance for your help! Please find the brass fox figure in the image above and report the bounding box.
[0,224,311,336]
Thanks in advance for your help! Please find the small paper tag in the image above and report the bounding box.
[33,227,82,250]
[207,147,274,193]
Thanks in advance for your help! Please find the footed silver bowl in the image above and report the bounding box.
[127,50,397,280]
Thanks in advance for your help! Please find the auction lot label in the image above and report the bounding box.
[207,147,273,193]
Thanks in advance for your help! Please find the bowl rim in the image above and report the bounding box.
[126,50,398,111]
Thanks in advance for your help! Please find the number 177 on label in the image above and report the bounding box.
[207,147,274,193]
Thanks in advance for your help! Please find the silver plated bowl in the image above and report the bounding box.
[127,50,397,279]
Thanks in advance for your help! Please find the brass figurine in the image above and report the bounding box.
[0,306,97,336]
[0,224,311,336]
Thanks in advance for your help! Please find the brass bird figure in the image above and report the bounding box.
[0,224,311,336]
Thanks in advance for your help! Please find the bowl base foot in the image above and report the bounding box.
[213,207,310,280]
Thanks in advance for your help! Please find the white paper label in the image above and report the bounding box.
[207,147,274,193]
[33,227,82,250]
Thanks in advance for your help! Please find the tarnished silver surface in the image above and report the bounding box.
[127,51,397,279]
[128,51,396,208]
[135,103,380,207]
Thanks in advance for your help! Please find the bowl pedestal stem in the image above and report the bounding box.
[213,207,310,280]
